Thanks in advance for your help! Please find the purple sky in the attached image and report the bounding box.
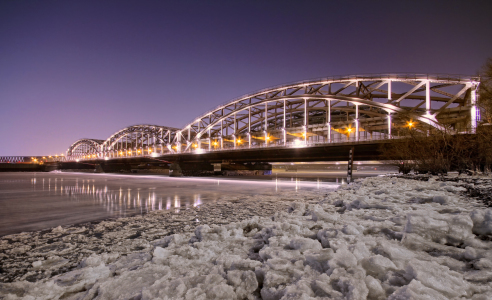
[1,0,492,156]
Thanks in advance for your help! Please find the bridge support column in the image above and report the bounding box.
[471,87,478,133]
[327,123,331,143]
[387,114,392,138]
[355,105,359,142]
[426,81,431,115]
[347,147,355,183]
[355,119,359,141]
[327,99,331,143]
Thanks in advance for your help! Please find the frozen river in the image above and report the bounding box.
[0,172,348,236]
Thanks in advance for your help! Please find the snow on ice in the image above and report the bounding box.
[1,176,492,299]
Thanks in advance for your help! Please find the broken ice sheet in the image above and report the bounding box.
[1,176,492,299]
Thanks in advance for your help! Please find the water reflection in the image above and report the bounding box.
[28,176,249,220]
[1,173,350,235]
[28,176,194,218]
[24,173,340,219]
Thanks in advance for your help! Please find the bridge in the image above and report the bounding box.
[64,73,479,162]
[1,74,480,168]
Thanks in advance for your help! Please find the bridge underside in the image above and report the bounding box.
[59,140,388,173]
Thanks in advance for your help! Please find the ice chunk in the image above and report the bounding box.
[226,270,258,298]
[79,254,104,268]
[432,195,448,205]
[464,246,478,260]
[152,246,173,264]
[330,267,368,299]
[388,279,448,300]
[474,258,492,270]
[32,260,43,268]
[86,264,172,299]
[374,240,416,268]
[346,197,369,210]
[404,259,469,298]
[404,210,473,245]
[287,202,306,216]
[317,228,338,248]
[341,224,360,235]
[328,248,357,270]
[304,248,334,272]
[289,237,322,252]
[51,225,65,233]
[349,242,371,261]
[470,209,492,236]
[311,205,339,223]
[361,255,398,278]
[365,275,385,300]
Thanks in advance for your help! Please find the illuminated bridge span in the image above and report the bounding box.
[66,74,480,161]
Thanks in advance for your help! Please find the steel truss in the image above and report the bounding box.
[66,74,480,160]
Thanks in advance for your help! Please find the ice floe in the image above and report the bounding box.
[1,176,492,299]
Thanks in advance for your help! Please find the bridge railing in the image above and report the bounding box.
[68,126,480,162]
[70,131,395,161]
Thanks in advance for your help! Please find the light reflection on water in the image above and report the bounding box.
[41,175,341,216]
[0,172,342,236]
[30,178,208,217]
[25,175,335,218]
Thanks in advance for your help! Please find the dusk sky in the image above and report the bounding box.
[1,0,492,156]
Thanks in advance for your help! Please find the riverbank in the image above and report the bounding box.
[1,176,492,299]
[0,187,333,284]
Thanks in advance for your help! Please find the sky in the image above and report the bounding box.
[1,0,492,156]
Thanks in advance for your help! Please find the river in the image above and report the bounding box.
[0,172,363,236]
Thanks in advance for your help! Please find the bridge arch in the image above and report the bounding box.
[66,74,480,159]
[100,125,180,158]
[177,74,479,151]
[67,139,104,158]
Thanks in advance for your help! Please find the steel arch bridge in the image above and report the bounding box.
[66,74,480,161]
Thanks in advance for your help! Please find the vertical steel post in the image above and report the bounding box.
[426,80,430,115]
[304,98,307,144]
[264,103,268,146]
[327,100,331,143]
[197,121,201,149]
[248,107,251,148]
[388,80,392,100]
[283,100,286,146]
[355,105,359,142]
[471,86,478,133]
[388,114,392,138]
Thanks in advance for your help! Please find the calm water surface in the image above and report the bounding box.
[0,172,347,236]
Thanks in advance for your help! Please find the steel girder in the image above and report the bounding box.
[178,74,479,151]
[66,74,480,159]
[101,125,180,150]
[67,139,104,156]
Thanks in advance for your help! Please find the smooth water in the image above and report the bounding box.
[0,172,349,236]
